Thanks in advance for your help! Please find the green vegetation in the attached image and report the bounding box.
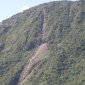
[0,1,85,85]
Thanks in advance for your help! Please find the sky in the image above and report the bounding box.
[0,0,76,21]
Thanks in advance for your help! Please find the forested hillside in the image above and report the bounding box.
[0,1,85,85]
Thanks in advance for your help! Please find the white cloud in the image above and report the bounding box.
[19,5,29,12]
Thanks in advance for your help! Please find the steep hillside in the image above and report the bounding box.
[0,1,85,85]
[18,43,48,85]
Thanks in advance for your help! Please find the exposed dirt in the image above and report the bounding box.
[17,43,48,85]
[42,9,48,41]
[17,9,48,85]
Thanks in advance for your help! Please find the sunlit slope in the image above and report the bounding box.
[0,1,85,85]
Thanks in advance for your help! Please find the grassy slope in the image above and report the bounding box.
[0,1,85,85]
[24,1,85,85]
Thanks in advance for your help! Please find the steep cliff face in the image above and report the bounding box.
[0,1,85,85]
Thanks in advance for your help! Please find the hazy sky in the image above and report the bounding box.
[0,0,76,21]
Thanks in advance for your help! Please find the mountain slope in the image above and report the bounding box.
[0,1,85,85]
[18,43,48,85]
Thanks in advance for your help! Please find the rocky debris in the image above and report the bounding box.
[17,43,48,85]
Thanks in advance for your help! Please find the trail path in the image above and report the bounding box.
[42,9,48,41]
[17,9,48,85]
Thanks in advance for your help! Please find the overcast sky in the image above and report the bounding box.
[0,0,77,21]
